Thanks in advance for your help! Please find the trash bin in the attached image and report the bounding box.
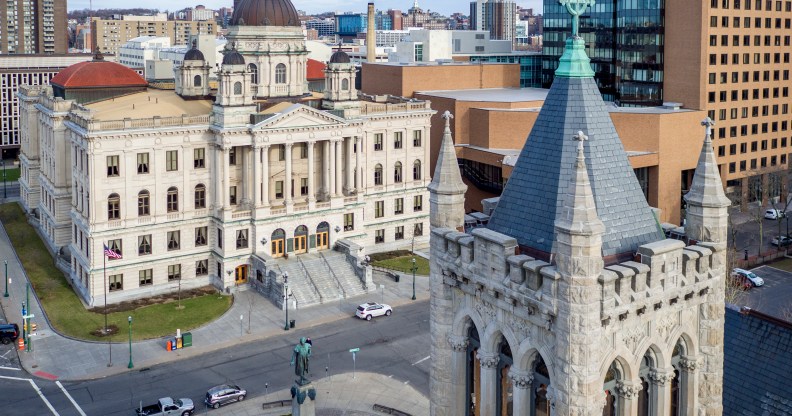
[290,319,296,329]
[171,338,178,350]
[182,332,192,347]
[176,338,183,349]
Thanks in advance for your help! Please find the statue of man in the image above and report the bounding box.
[290,337,312,385]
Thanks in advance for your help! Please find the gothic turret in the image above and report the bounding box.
[428,111,466,230]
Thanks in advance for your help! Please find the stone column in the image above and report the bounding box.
[261,145,270,207]
[615,380,642,415]
[285,143,294,206]
[447,335,470,416]
[476,351,499,416]
[334,139,343,197]
[508,369,533,416]
[345,137,354,193]
[253,145,261,207]
[322,140,330,199]
[223,147,230,210]
[213,145,222,210]
[241,146,249,204]
[649,368,675,416]
[355,136,362,192]
[678,356,698,414]
[307,141,316,205]
[328,140,336,197]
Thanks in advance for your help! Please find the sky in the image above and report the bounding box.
[68,0,544,16]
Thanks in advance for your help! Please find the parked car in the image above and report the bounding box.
[136,397,194,416]
[204,384,246,409]
[355,302,393,320]
[764,209,786,220]
[0,324,19,344]
[731,268,765,287]
[771,236,792,247]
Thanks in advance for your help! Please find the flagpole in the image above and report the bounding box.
[104,247,111,367]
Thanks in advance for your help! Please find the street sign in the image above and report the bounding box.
[23,314,34,319]
[349,348,360,353]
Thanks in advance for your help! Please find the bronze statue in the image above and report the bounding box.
[290,337,312,385]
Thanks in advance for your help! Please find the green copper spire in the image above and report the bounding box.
[555,0,596,78]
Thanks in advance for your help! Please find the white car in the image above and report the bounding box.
[355,302,393,320]
[764,209,786,220]
[731,268,764,287]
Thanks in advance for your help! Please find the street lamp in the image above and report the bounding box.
[411,258,417,301]
[127,316,133,369]
[283,272,290,331]
[3,260,8,298]
[1,159,6,199]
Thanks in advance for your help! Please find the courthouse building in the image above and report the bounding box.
[18,0,432,306]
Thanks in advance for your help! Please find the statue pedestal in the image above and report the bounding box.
[291,382,317,416]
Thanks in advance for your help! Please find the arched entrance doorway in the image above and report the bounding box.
[294,225,308,254]
[235,265,248,284]
[271,229,285,257]
[466,325,481,416]
[317,222,330,250]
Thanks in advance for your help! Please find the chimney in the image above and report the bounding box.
[367,3,376,63]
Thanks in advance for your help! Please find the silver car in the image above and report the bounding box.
[204,384,246,409]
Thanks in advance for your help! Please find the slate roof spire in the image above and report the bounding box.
[487,0,663,262]
[555,131,605,237]
[429,111,467,230]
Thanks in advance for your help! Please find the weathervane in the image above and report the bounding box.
[559,0,596,37]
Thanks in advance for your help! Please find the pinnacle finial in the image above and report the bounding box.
[442,110,454,127]
[559,0,596,37]
[701,117,715,139]
[573,130,588,167]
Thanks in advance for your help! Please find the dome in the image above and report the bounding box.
[222,49,246,66]
[230,0,301,27]
[50,50,147,89]
[329,50,351,64]
[184,41,205,61]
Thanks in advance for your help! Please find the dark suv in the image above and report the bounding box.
[0,324,19,344]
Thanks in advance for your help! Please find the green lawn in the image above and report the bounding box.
[2,167,20,182]
[0,203,231,341]
[372,255,430,275]
[769,257,792,273]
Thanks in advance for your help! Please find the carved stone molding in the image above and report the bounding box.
[508,370,534,389]
[621,325,646,352]
[476,352,499,369]
[475,301,497,321]
[656,313,677,340]
[615,381,642,399]
[648,369,675,386]
[447,335,469,352]
[679,357,698,372]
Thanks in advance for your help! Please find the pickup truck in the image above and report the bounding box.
[135,397,194,416]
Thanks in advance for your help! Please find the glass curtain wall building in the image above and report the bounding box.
[542,0,665,107]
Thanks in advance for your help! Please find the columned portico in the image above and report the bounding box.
[253,145,261,207]
[261,145,270,207]
[284,143,294,207]
[477,351,499,416]
[334,139,343,197]
[345,137,354,193]
[307,141,316,206]
[355,136,362,193]
[328,140,336,196]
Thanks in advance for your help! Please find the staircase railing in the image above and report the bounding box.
[319,252,347,298]
[296,257,323,304]
[346,254,368,290]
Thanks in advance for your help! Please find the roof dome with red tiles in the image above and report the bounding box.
[50,50,147,89]
[230,0,301,27]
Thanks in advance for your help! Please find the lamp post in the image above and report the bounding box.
[3,260,8,298]
[283,272,290,331]
[127,316,133,369]
[411,258,417,301]
[1,159,6,199]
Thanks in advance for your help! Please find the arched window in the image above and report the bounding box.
[374,164,383,185]
[107,193,120,220]
[496,337,513,415]
[271,228,286,257]
[602,360,624,416]
[167,187,179,212]
[413,160,422,180]
[193,74,202,87]
[466,324,481,415]
[275,63,287,84]
[394,162,403,183]
[194,184,206,209]
[341,78,349,91]
[248,63,258,84]
[137,190,150,216]
[233,81,242,95]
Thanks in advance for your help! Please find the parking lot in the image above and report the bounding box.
[742,265,792,320]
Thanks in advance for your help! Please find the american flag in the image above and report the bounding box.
[104,244,123,260]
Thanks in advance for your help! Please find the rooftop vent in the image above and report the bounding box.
[662,102,683,110]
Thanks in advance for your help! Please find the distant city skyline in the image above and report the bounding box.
[69,0,544,16]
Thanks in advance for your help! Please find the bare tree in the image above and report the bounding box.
[725,213,748,305]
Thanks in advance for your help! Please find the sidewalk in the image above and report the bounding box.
[0,217,431,382]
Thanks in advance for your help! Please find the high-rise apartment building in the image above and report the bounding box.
[91,17,216,58]
[543,0,790,205]
[469,0,517,45]
[0,0,67,54]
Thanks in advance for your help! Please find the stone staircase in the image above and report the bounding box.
[274,261,321,307]
[321,252,368,298]
[270,251,368,308]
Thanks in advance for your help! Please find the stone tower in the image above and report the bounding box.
[428,111,467,230]
[212,45,256,128]
[428,1,727,414]
[175,40,212,98]
[322,47,360,117]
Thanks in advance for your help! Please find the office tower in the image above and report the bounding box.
[469,0,517,44]
[0,0,68,54]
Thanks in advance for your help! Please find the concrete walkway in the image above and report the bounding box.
[0,215,431,383]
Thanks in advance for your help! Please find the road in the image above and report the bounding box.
[0,300,431,416]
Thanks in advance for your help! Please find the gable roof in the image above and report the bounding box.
[252,103,349,130]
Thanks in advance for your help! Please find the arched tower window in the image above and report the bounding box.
[193,75,202,87]
[248,63,258,84]
[233,81,242,95]
[413,160,422,180]
[275,63,287,84]
[341,78,349,91]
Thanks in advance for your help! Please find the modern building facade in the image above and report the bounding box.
[0,0,68,54]
[18,0,433,307]
[91,17,217,58]
[469,0,517,45]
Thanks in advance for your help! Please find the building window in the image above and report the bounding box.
[193,184,206,209]
[167,231,181,251]
[278,145,285,161]
[248,63,258,83]
[375,201,384,218]
[344,213,354,231]
[300,178,308,195]
[394,162,403,183]
[217,227,223,248]
[300,143,308,159]
[167,187,179,212]
[195,226,208,246]
[139,269,153,286]
[374,133,383,151]
[394,132,403,149]
[275,63,287,84]
[138,234,152,255]
[194,148,205,168]
[107,193,120,220]
[375,229,385,243]
[229,147,237,165]
[109,274,123,292]
[137,153,149,174]
[138,190,150,216]
[413,130,422,146]
[414,43,423,61]
[414,223,423,236]
[374,164,383,185]
[342,78,349,90]
[166,150,178,171]
[229,186,237,205]
[107,155,119,177]
[275,181,284,199]
[167,264,181,281]
[196,259,208,276]
[413,160,422,180]
[233,81,242,94]
[193,74,202,87]
[395,198,404,214]
[236,229,249,249]
[395,226,404,240]
[414,195,423,211]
